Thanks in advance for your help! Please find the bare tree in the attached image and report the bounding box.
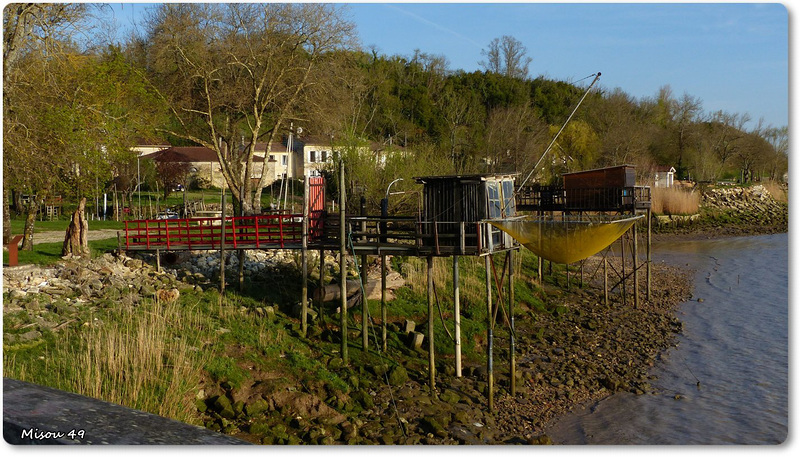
[144,3,356,215]
[480,35,532,79]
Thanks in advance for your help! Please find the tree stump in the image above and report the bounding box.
[62,197,90,257]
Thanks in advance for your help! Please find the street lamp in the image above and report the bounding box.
[380,178,403,242]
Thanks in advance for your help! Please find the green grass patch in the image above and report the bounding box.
[3,237,121,266]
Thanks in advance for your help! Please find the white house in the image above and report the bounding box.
[653,166,676,188]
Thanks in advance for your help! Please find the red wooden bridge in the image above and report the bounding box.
[123,177,326,252]
[123,213,317,251]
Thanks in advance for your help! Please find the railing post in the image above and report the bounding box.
[254,216,260,248]
[279,216,284,249]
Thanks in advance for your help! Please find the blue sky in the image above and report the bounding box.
[107,2,789,129]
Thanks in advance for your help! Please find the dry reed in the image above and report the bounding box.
[761,181,787,203]
[650,187,700,215]
[67,299,209,424]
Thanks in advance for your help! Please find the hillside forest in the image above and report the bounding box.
[3,4,789,241]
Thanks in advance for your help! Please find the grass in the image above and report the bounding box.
[650,186,700,215]
[3,237,120,266]
[3,236,571,432]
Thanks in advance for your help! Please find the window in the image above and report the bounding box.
[309,150,316,163]
[321,150,328,162]
[501,179,515,216]
[269,154,275,161]
[281,155,288,166]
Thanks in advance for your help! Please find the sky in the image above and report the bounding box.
[106,1,789,130]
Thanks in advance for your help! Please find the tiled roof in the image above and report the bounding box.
[151,147,264,163]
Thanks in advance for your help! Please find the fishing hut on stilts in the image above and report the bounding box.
[119,70,652,412]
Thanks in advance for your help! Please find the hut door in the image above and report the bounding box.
[486,181,503,249]
[308,177,325,240]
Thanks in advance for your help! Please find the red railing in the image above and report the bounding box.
[124,214,309,251]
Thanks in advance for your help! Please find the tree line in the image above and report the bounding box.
[3,4,788,247]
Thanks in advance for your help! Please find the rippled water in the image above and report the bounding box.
[545,233,788,445]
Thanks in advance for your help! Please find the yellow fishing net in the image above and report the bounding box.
[490,215,641,264]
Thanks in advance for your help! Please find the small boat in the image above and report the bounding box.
[489,214,642,264]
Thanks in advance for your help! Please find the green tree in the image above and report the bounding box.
[143,3,356,215]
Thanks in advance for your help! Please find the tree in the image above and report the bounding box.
[479,35,532,79]
[143,3,356,215]
[3,3,89,244]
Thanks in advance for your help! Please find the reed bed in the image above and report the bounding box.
[650,186,700,215]
[761,180,787,203]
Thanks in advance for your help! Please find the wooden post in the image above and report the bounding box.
[381,254,387,352]
[603,257,609,306]
[647,207,652,301]
[219,185,226,304]
[633,215,639,309]
[339,160,348,363]
[453,255,462,377]
[361,197,368,350]
[485,254,494,412]
[620,231,626,305]
[427,256,436,395]
[319,249,326,322]
[302,177,309,336]
[156,249,161,273]
[538,256,543,285]
[508,249,516,397]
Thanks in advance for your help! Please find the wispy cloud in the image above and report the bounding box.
[384,4,484,49]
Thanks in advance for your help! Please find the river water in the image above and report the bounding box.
[545,233,789,445]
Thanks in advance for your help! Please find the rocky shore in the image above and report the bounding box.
[3,249,693,445]
[652,184,788,241]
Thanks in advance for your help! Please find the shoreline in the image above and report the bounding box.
[2,225,786,445]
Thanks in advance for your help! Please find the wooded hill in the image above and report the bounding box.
[4,4,788,237]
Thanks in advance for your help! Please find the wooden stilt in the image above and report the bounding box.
[538,256,543,285]
[508,250,516,397]
[621,231,626,305]
[453,255,462,377]
[339,160,348,364]
[633,215,639,309]
[647,207,652,301]
[381,254,387,352]
[485,254,494,412]
[361,197,368,350]
[427,256,436,395]
[302,177,309,336]
[219,185,226,305]
[603,256,609,305]
[319,249,325,321]
[156,249,161,273]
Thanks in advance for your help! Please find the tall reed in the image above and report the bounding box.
[67,299,209,424]
[650,186,700,215]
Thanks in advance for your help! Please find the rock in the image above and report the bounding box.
[527,434,553,445]
[328,357,344,370]
[350,390,373,409]
[419,416,448,438]
[245,399,269,417]
[211,395,235,419]
[387,365,408,386]
[157,288,180,303]
[248,421,270,436]
[403,319,416,333]
[440,389,460,405]
[407,332,424,350]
